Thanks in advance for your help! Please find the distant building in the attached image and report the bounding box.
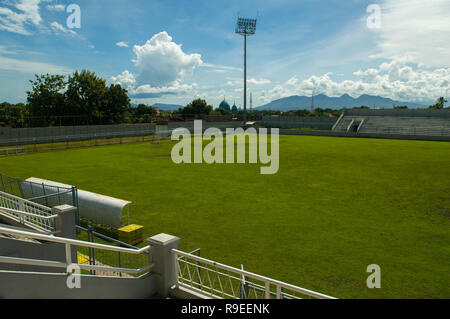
[219,99,231,111]
[231,101,238,113]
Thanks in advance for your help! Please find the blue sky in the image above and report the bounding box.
[1,0,449,107]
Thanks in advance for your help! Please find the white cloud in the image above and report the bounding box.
[111,70,198,99]
[0,45,17,55]
[200,63,241,72]
[247,78,271,85]
[285,77,298,86]
[112,31,203,98]
[374,0,450,67]
[50,21,76,35]
[225,77,270,87]
[111,70,136,87]
[0,0,43,35]
[134,81,197,96]
[260,60,450,103]
[46,4,64,12]
[132,31,202,86]
[0,55,72,74]
[116,41,129,48]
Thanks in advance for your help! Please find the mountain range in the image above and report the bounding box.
[255,94,427,111]
[152,103,184,111]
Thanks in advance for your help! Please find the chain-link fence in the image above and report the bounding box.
[0,172,79,224]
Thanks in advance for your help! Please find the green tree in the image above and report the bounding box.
[428,97,447,109]
[26,73,66,125]
[65,70,108,124]
[180,98,213,116]
[212,107,231,115]
[135,104,156,116]
[103,84,130,123]
[0,102,29,127]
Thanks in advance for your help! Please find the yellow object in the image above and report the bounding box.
[77,252,90,264]
[118,224,144,245]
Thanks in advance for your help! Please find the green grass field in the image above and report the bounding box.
[1,135,449,298]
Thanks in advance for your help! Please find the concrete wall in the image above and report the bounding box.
[0,123,156,146]
[260,116,337,130]
[277,128,450,141]
[0,205,78,272]
[0,271,156,299]
[344,108,450,118]
[0,236,71,273]
[0,121,245,146]
[168,121,242,132]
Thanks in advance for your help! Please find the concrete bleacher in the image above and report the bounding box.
[333,117,365,133]
[261,116,337,130]
[358,116,450,136]
[333,109,450,137]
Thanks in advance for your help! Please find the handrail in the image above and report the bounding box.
[26,189,74,201]
[0,226,151,254]
[357,119,365,133]
[0,207,58,220]
[332,112,345,131]
[0,225,153,276]
[0,190,56,232]
[0,190,52,211]
[172,248,336,299]
[0,256,153,275]
[346,119,354,132]
[75,225,141,250]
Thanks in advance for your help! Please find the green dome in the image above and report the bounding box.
[232,104,238,112]
[219,99,231,110]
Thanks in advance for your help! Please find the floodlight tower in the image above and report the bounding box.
[446,87,449,108]
[236,17,257,124]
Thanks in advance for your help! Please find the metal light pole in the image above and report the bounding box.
[236,17,257,125]
[446,88,449,108]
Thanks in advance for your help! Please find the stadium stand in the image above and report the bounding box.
[260,116,337,130]
[333,109,450,137]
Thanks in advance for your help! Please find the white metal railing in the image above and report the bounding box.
[0,190,56,232]
[357,119,365,133]
[332,112,345,131]
[172,249,336,299]
[0,226,153,277]
[0,147,26,157]
[346,119,355,132]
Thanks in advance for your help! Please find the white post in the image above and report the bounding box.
[276,285,281,299]
[265,281,271,299]
[173,252,179,288]
[53,205,77,239]
[54,205,77,266]
[147,233,180,298]
[65,243,72,266]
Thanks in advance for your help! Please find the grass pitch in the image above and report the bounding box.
[1,135,449,298]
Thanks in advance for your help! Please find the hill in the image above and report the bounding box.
[256,94,427,111]
[152,103,184,111]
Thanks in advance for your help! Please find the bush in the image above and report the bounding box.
[79,217,118,239]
